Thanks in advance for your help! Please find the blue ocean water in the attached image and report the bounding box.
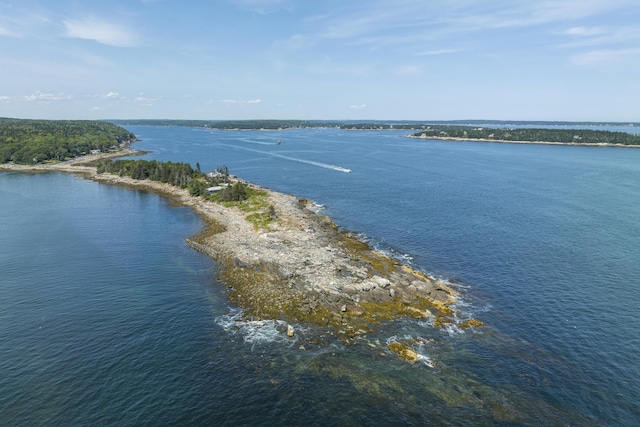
[2,126,640,425]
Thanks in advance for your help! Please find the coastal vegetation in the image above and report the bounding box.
[108,119,437,130]
[110,119,339,129]
[108,119,640,146]
[96,158,277,230]
[97,159,200,188]
[111,118,639,131]
[0,118,136,164]
[411,125,640,146]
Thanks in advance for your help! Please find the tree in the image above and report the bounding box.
[188,179,207,197]
[219,181,248,202]
[0,118,136,164]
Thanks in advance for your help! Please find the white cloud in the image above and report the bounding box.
[457,0,636,30]
[311,0,638,50]
[565,26,605,37]
[134,95,162,106]
[559,25,640,49]
[0,25,15,37]
[24,91,72,102]
[273,34,314,50]
[350,104,367,110]
[571,48,640,67]
[103,91,121,99]
[416,49,459,56]
[220,98,263,105]
[395,65,421,75]
[305,58,371,75]
[64,18,136,47]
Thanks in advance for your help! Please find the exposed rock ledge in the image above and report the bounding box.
[2,152,468,343]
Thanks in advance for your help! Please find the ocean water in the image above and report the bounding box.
[2,126,640,425]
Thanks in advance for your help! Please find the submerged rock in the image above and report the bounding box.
[387,342,420,363]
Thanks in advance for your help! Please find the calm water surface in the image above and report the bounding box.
[2,126,640,425]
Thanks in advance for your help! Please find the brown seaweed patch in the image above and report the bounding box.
[311,356,407,399]
[218,260,305,321]
[459,318,484,329]
[387,342,420,363]
[358,296,454,328]
[191,216,227,243]
[338,231,399,275]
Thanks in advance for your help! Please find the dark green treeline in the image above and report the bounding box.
[0,118,136,164]
[97,159,248,202]
[411,125,640,145]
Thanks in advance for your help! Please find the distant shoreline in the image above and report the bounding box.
[407,134,640,148]
[1,150,472,355]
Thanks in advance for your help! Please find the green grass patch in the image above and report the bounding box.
[246,211,275,231]
[217,187,277,230]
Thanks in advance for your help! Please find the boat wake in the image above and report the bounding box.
[234,146,352,173]
[236,137,279,146]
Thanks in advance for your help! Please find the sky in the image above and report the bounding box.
[1,0,639,121]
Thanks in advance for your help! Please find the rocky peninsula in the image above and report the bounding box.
[1,151,475,349]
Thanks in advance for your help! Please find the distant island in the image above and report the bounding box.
[106,118,640,147]
[409,124,640,147]
[0,118,137,164]
[3,118,640,167]
[108,118,640,130]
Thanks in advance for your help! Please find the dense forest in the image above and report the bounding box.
[110,119,639,131]
[97,159,199,187]
[96,159,249,202]
[0,118,136,164]
[411,125,640,146]
[109,119,451,130]
[109,119,340,129]
[96,159,278,229]
[338,123,431,130]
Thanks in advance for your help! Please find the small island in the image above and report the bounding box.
[1,118,472,358]
[409,124,640,147]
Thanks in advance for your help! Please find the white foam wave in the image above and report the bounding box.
[442,323,465,336]
[385,335,436,368]
[308,202,326,214]
[417,353,436,368]
[371,243,414,265]
[216,309,297,349]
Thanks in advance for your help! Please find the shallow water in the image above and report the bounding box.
[2,126,640,425]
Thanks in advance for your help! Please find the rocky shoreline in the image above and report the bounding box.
[2,151,477,348]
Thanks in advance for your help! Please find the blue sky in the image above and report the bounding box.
[1,0,638,121]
